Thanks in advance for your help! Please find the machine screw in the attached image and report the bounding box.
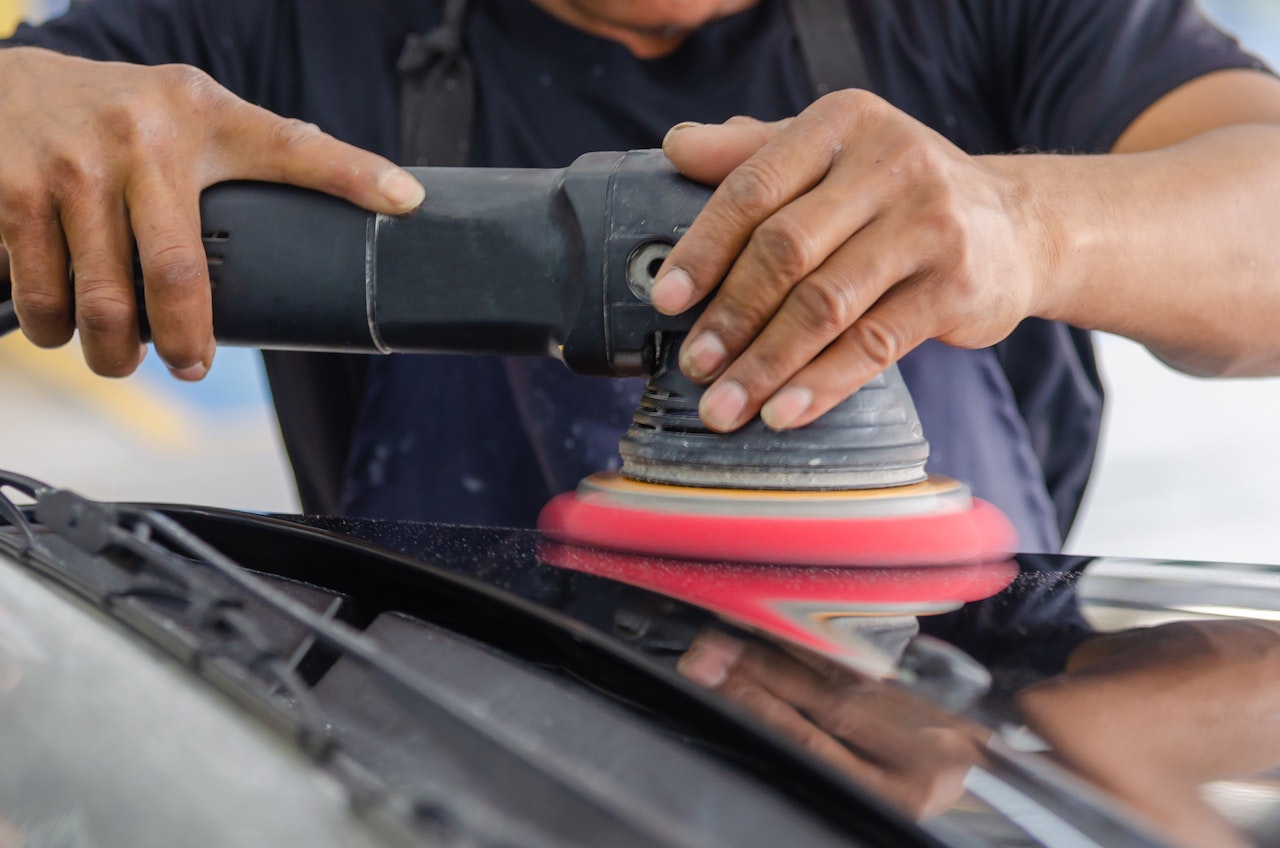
[626,240,673,302]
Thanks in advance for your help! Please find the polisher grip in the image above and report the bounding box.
[127,150,714,375]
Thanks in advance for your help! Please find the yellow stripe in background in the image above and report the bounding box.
[0,0,25,37]
[0,333,195,451]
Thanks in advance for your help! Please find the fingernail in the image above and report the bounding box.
[169,361,208,382]
[169,341,214,382]
[662,120,704,150]
[761,386,813,430]
[651,268,695,314]
[700,380,747,431]
[677,632,744,688]
[378,169,426,212]
[681,331,726,381]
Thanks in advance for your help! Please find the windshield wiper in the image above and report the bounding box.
[0,470,706,848]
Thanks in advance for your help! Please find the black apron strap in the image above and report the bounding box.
[782,0,871,96]
[273,0,868,515]
[261,349,371,515]
[398,0,475,167]
[264,1,477,515]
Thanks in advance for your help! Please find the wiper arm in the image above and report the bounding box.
[0,470,42,554]
[0,472,688,848]
[1,471,338,757]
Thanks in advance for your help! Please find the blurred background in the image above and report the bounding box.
[1,0,1278,562]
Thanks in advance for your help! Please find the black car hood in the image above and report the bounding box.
[3,499,1278,848]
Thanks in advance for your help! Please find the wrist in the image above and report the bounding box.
[980,152,1084,325]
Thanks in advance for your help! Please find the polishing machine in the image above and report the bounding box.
[0,150,1014,565]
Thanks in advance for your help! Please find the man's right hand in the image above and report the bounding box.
[0,47,425,380]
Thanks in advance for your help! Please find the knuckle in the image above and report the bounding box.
[919,203,967,254]
[48,150,111,197]
[818,89,890,135]
[75,285,134,338]
[846,317,908,371]
[752,214,819,280]
[792,274,860,337]
[13,287,65,324]
[144,240,207,291]
[833,87,880,107]
[0,186,52,222]
[269,117,323,156]
[733,354,790,396]
[880,137,940,181]
[160,63,219,106]
[721,158,789,219]
[14,292,72,347]
[819,87,880,115]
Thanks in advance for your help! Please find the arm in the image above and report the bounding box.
[1022,69,1280,377]
[1017,619,1280,848]
[656,68,1280,431]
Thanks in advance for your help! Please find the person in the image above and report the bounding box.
[1,0,1279,552]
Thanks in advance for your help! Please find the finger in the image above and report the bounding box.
[729,645,980,786]
[651,114,842,316]
[679,636,886,772]
[677,631,747,688]
[211,100,424,215]
[762,285,935,429]
[680,633,879,726]
[677,176,888,386]
[720,674,958,821]
[63,188,146,376]
[719,673,888,775]
[694,220,918,431]
[127,175,214,380]
[4,212,74,348]
[678,634,972,818]
[661,117,790,185]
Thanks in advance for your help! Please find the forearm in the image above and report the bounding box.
[999,123,1280,377]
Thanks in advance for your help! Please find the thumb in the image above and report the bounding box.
[662,117,791,184]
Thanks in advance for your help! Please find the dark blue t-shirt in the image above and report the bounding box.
[7,0,1264,550]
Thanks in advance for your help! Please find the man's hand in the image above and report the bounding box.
[677,631,989,820]
[0,47,424,380]
[656,91,1048,432]
[658,71,1280,433]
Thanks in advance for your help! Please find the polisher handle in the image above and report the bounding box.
[129,150,713,376]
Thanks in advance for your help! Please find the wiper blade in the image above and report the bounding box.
[0,470,42,554]
[0,472,689,848]
[1,472,339,757]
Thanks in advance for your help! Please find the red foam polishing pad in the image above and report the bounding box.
[539,542,1018,658]
[538,472,1018,567]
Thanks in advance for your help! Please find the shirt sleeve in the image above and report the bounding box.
[996,0,1270,153]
